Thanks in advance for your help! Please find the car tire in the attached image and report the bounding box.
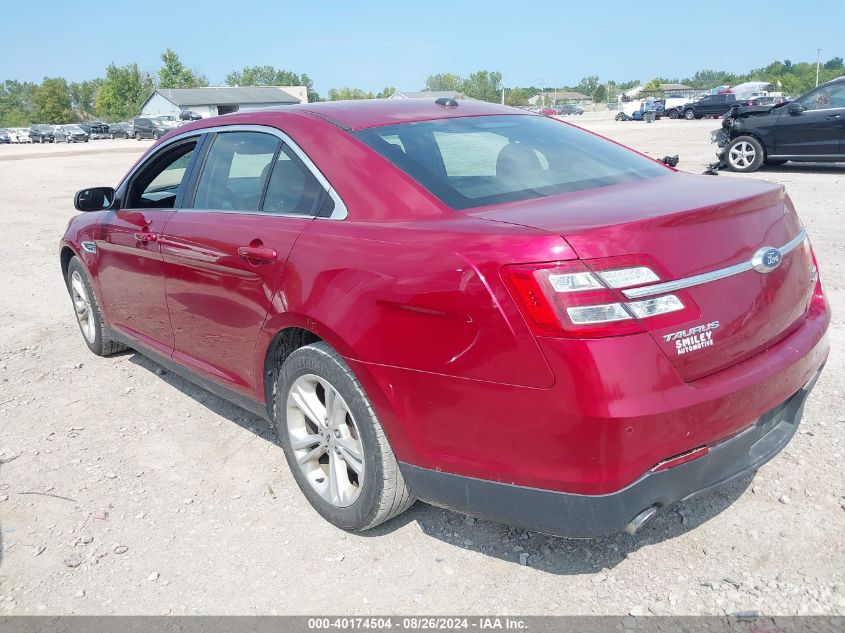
[65,257,128,357]
[668,110,679,119]
[135,132,142,140]
[725,136,765,173]
[274,341,415,532]
[683,109,695,120]
[615,112,624,121]
[110,133,115,140]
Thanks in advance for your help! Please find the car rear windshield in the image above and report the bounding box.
[354,114,668,210]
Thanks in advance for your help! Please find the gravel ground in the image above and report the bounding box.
[1,118,843,616]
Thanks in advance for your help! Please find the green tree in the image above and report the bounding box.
[642,78,663,96]
[158,49,207,89]
[33,78,74,123]
[425,73,463,92]
[505,87,531,106]
[96,63,155,121]
[69,79,102,118]
[0,80,39,126]
[327,87,375,100]
[225,65,320,102]
[823,57,844,71]
[576,76,600,99]
[461,70,502,102]
[376,86,396,99]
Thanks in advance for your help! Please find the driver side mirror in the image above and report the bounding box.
[74,187,115,212]
[788,102,805,115]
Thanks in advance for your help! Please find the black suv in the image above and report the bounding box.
[713,76,845,172]
[681,94,737,120]
[132,117,170,140]
[29,124,55,143]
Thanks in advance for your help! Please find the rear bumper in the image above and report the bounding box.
[400,367,821,539]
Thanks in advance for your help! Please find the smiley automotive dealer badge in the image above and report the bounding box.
[663,321,721,355]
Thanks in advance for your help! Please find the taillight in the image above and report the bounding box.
[503,259,698,338]
[806,237,825,312]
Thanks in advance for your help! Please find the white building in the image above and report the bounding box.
[388,90,464,100]
[139,86,307,119]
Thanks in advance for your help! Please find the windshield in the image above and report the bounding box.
[67,125,83,132]
[354,114,668,210]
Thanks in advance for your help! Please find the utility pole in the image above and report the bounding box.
[501,80,505,105]
[816,48,823,87]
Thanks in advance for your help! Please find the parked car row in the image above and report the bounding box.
[533,104,585,116]
[0,127,32,143]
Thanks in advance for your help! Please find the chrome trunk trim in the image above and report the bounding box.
[622,229,807,299]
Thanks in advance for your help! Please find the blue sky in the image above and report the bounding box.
[1,0,842,94]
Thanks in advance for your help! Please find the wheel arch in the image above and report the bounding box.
[60,244,78,280]
[258,318,415,462]
[732,130,768,154]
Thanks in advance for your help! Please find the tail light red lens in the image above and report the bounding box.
[503,258,698,338]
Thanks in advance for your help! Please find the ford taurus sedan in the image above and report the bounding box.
[60,99,829,537]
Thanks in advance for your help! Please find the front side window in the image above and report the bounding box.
[127,141,197,209]
[355,114,668,210]
[797,83,845,111]
[192,132,279,212]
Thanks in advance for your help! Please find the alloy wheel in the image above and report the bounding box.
[286,374,365,508]
[728,141,757,169]
[70,270,96,343]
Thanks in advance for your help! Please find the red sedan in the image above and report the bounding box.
[60,99,829,537]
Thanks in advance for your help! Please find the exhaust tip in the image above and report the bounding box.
[624,506,659,535]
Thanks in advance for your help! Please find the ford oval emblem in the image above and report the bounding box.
[752,247,782,273]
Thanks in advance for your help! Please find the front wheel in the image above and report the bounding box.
[615,112,624,121]
[725,136,765,172]
[65,257,127,356]
[275,342,415,532]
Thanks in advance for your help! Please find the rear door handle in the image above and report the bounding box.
[827,114,842,120]
[238,245,277,263]
[134,231,158,242]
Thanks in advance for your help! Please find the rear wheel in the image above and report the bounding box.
[135,131,142,140]
[725,136,765,173]
[275,342,415,532]
[66,257,127,356]
[668,109,679,119]
[683,109,695,120]
[615,112,624,121]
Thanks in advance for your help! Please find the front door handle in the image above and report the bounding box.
[134,231,158,242]
[238,245,277,263]
[826,114,842,120]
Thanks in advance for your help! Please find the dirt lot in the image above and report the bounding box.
[1,117,843,616]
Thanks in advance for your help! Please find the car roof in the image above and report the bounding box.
[285,98,532,131]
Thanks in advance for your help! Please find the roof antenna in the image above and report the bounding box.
[434,97,459,107]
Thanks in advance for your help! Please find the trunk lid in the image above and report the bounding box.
[468,173,815,382]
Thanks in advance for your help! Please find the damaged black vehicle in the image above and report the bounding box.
[712,75,845,172]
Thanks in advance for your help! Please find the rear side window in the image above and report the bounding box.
[192,132,279,212]
[355,114,667,210]
[261,145,325,215]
